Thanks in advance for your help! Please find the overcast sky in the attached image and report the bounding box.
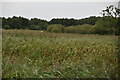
[2,2,118,21]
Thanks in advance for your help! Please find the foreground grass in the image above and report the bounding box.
[2,29,118,78]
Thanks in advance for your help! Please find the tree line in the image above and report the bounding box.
[1,5,120,35]
[1,16,119,35]
[1,16,101,29]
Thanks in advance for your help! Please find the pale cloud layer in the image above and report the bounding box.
[2,2,118,21]
[1,0,120,2]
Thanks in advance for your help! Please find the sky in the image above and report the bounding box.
[1,0,119,21]
[1,0,120,2]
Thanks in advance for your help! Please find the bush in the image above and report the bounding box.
[64,24,94,34]
[77,24,94,34]
[3,25,10,29]
[92,18,116,35]
[64,26,79,33]
[47,24,65,33]
[28,25,40,30]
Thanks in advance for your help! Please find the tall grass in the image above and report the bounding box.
[2,29,118,78]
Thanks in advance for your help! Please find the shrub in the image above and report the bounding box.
[64,24,94,34]
[28,25,40,30]
[92,18,116,35]
[77,24,94,34]
[47,24,65,33]
[3,25,10,29]
[64,26,79,33]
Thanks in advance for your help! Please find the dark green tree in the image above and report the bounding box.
[100,5,120,35]
[101,5,120,18]
[3,25,10,30]
[29,18,48,30]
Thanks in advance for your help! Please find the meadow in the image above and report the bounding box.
[2,29,118,78]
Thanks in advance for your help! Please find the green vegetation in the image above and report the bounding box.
[64,24,94,34]
[2,4,120,35]
[2,29,118,78]
[2,5,120,78]
[3,25,10,30]
[2,16,100,30]
[47,24,64,33]
[92,18,117,35]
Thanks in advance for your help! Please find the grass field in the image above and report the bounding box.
[2,29,118,78]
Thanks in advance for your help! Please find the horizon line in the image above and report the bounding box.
[0,15,102,21]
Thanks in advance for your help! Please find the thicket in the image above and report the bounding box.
[47,17,118,35]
